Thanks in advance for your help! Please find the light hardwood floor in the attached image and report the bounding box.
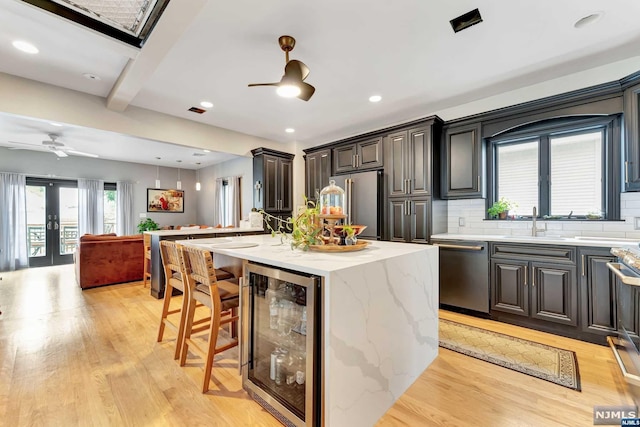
[0,265,636,426]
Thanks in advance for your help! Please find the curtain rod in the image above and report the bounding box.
[1,171,137,183]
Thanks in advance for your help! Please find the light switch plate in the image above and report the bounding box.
[139,213,147,218]
[459,217,465,227]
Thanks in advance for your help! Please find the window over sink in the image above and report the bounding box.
[488,115,621,220]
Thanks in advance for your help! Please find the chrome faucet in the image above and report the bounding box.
[532,206,546,237]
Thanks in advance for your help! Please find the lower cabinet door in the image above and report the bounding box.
[530,262,577,326]
[490,259,528,316]
[409,198,430,244]
[580,250,617,335]
[387,199,407,242]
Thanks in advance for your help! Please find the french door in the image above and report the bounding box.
[27,178,78,267]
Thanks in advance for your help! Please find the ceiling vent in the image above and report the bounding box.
[450,9,483,33]
[192,152,205,157]
[188,107,206,114]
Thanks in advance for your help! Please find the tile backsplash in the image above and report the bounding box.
[446,192,640,239]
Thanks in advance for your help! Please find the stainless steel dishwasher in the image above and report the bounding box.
[432,240,489,313]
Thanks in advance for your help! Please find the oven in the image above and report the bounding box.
[607,247,640,388]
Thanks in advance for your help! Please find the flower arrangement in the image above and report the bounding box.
[261,198,324,251]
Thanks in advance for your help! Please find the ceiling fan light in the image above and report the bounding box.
[277,84,301,98]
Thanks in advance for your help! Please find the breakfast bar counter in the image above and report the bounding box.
[177,234,439,427]
[145,227,263,298]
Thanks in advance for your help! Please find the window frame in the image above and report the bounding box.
[487,115,621,220]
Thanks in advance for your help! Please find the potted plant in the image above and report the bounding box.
[487,198,516,219]
[261,198,324,251]
[137,218,160,233]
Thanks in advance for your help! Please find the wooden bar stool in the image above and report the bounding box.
[178,245,240,393]
[143,233,152,288]
[157,241,236,360]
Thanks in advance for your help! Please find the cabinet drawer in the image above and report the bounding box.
[490,243,575,264]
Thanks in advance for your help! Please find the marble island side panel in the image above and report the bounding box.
[325,246,439,427]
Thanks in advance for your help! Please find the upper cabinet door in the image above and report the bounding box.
[624,83,640,191]
[386,131,408,197]
[264,155,279,211]
[357,137,383,169]
[408,126,431,196]
[279,157,293,212]
[333,145,358,174]
[442,123,484,199]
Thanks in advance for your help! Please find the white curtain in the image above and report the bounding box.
[213,178,224,227]
[116,181,134,235]
[228,176,241,227]
[0,173,28,271]
[78,178,104,236]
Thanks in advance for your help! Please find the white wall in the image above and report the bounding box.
[446,193,640,239]
[195,156,254,225]
[0,147,198,229]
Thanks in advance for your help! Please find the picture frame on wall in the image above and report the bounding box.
[147,188,184,213]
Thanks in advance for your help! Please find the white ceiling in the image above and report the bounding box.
[1,0,640,168]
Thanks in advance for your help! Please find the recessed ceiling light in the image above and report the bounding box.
[200,101,214,108]
[203,149,210,153]
[285,128,295,133]
[50,122,63,127]
[369,95,382,103]
[12,40,39,54]
[83,73,101,81]
[574,12,603,28]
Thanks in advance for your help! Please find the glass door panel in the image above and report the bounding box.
[27,179,78,267]
[243,263,319,426]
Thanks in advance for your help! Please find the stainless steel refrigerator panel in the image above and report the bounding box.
[330,170,380,240]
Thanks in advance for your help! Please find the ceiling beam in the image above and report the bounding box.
[106,0,207,112]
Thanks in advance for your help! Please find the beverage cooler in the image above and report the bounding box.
[241,262,321,427]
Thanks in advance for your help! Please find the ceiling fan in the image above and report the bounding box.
[6,134,99,158]
[248,35,316,101]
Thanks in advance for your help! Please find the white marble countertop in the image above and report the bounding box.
[430,233,640,248]
[145,227,263,236]
[176,234,436,276]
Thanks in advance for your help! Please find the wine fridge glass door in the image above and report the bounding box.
[242,262,318,427]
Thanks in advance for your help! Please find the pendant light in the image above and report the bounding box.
[176,167,182,190]
[195,168,201,191]
[155,165,161,188]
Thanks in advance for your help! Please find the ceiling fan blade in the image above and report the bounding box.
[297,82,315,101]
[248,82,280,87]
[52,149,68,158]
[285,60,310,81]
[67,150,99,158]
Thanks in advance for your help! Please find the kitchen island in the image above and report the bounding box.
[145,227,263,298]
[177,234,439,427]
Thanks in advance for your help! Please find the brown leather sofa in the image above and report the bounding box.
[75,233,144,289]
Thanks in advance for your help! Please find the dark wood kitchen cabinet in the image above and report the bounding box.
[252,148,294,214]
[624,82,640,191]
[304,148,331,202]
[490,243,577,327]
[441,123,484,199]
[386,126,432,197]
[332,136,383,174]
[579,247,617,336]
[387,196,431,244]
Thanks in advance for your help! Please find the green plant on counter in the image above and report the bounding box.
[137,218,159,233]
[261,197,324,251]
[487,197,517,218]
[341,224,355,238]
